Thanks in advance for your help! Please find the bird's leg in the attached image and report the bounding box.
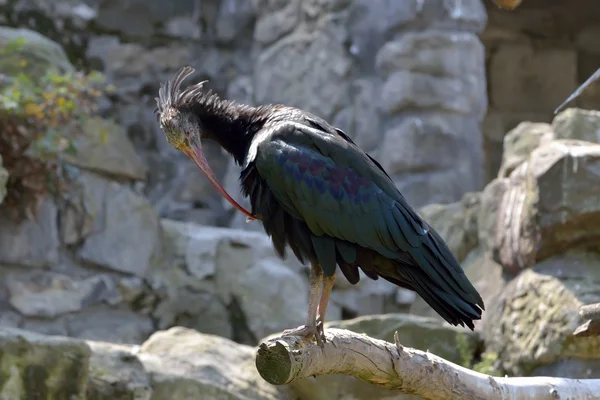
[282,262,323,346]
[316,273,336,344]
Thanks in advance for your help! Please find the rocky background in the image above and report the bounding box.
[0,0,599,399]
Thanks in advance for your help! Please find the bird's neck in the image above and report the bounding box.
[189,95,266,165]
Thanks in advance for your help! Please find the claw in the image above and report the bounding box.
[282,324,323,347]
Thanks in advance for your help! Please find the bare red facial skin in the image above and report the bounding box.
[183,145,257,221]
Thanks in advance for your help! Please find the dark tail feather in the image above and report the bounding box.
[383,248,484,330]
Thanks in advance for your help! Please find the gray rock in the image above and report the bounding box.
[461,248,506,330]
[0,327,90,398]
[162,219,304,277]
[78,174,162,277]
[379,70,484,117]
[393,166,480,209]
[93,39,191,95]
[22,318,68,336]
[0,155,7,206]
[497,122,554,178]
[161,221,309,340]
[0,311,22,328]
[158,220,310,340]
[484,251,600,377]
[378,115,479,176]
[0,27,74,80]
[66,307,154,344]
[376,31,485,81]
[95,0,165,37]
[164,16,202,40]
[302,0,352,16]
[418,192,481,262]
[65,117,148,181]
[162,220,231,280]
[331,79,382,152]
[331,277,397,317]
[0,199,60,268]
[86,341,153,400]
[59,170,108,245]
[493,140,600,273]
[254,30,352,120]
[345,0,423,71]
[254,0,301,45]
[153,288,233,339]
[5,270,118,318]
[221,158,262,232]
[215,0,256,43]
[174,154,228,206]
[476,177,510,253]
[226,75,254,104]
[138,327,294,400]
[217,255,309,340]
[552,107,600,143]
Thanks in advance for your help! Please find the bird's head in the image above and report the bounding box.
[155,66,205,153]
[154,66,256,220]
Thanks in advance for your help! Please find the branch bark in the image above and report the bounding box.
[256,328,600,400]
[574,302,600,337]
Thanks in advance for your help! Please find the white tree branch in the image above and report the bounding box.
[256,328,600,400]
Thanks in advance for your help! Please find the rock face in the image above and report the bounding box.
[0,327,90,399]
[139,327,293,400]
[0,326,293,400]
[0,26,74,79]
[492,140,600,273]
[484,252,600,377]
[5,0,600,394]
[412,108,600,379]
[3,0,487,225]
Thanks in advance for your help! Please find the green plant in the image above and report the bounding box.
[0,37,114,222]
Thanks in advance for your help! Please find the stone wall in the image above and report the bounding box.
[0,0,490,346]
[481,0,600,180]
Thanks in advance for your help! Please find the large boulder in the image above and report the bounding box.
[155,220,309,343]
[138,327,293,400]
[0,327,90,399]
[497,121,554,178]
[64,117,148,181]
[0,27,74,81]
[73,171,163,277]
[552,107,600,143]
[86,341,152,400]
[484,251,600,378]
[0,199,60,268]
[254,29,352,121]
[491,140,600,273]
[0,326,294,400]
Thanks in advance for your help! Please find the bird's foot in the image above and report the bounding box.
[282,324,325,348]
[316,319,326,345]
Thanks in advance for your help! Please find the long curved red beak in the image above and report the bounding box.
[182,140,256,221]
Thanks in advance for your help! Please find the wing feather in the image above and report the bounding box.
[252,122,484,316]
